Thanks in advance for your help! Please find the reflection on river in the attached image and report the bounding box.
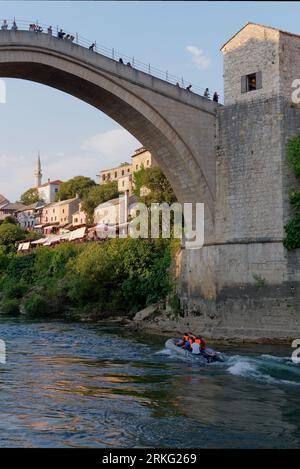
[0,318,299,447]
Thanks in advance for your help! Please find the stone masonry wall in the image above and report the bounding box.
[215,96,285,243]
[222,24,280,105]
[177,96,300,341]
[280,32,300,102]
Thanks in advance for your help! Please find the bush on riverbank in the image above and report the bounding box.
[0,238,173,320]
[284,135,300,249]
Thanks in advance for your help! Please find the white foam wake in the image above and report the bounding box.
[227,355,300,386]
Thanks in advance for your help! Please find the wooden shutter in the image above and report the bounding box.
[241,75,247,93]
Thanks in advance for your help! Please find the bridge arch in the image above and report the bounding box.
[0,30,218,241]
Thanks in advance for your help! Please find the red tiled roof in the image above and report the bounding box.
[38,180,63,188]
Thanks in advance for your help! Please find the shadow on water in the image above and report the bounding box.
[0,317,299,448]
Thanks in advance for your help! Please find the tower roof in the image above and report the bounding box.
[220,22,300,51]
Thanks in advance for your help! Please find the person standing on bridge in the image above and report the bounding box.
[186,84,192,92]
[1,20,8,30]
[11,20,18,31]
[204,88,210,98]
[47,25,52,35]
[89,43,96,51]
[57,29,65,39]
[213,91,219,103]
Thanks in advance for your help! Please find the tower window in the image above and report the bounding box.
[241,71,262,93]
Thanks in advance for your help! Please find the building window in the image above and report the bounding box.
[128,168,130,172]
[122,181,125,187]
[102,175,106,181]
[136,164,138,170]
[147,160,149,166]
[241,71,262,93]
[115,171,117,178]
[55,188,58,193]
[122,170,124,176]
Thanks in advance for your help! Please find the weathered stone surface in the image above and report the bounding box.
[133,303,160,321]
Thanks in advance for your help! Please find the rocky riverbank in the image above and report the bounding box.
[125,303,298,345]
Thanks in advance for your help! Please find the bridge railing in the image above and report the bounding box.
[0,18,223,102]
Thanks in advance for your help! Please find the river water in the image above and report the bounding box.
[0,318,299,448]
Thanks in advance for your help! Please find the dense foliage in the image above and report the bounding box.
[0,239,172,319]
[19,187,40,205]
[133,166,177,204]
[81,181,119,223]
[0,223,32,253]
[55,176,96,201]
[284,135,300,250]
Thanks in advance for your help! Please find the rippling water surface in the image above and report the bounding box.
[0,318,299,448]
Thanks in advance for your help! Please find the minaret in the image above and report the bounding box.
[35,152,42,188]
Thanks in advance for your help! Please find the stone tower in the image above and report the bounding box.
[35,152,42,188]
[179,23,300,341]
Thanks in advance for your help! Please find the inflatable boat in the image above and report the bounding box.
[165,338,225,363]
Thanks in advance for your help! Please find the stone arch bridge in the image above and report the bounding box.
[0,30,218,241]
[1,29,299,341]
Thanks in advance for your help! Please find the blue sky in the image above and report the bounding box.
[1,1,300,200]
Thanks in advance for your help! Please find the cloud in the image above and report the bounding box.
[81,128,140,162]
[186,45,211,70]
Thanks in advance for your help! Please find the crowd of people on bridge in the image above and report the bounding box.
[1,19,17,31]
[1,19,220,102]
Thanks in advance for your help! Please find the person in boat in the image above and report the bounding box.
[182,340,191,351]
[181,334,191,351]
[188,332,200,344]
[199,336,206,351]
[190,337,201,355]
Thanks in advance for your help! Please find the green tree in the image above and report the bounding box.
[55,176,96,201]
[81,181,119,223]
[2,216,17,225]
[287,135,300,179]
[133,166,177,205]
[20,188,39,205]
[0,223,27,252]
[284,134,300,249]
